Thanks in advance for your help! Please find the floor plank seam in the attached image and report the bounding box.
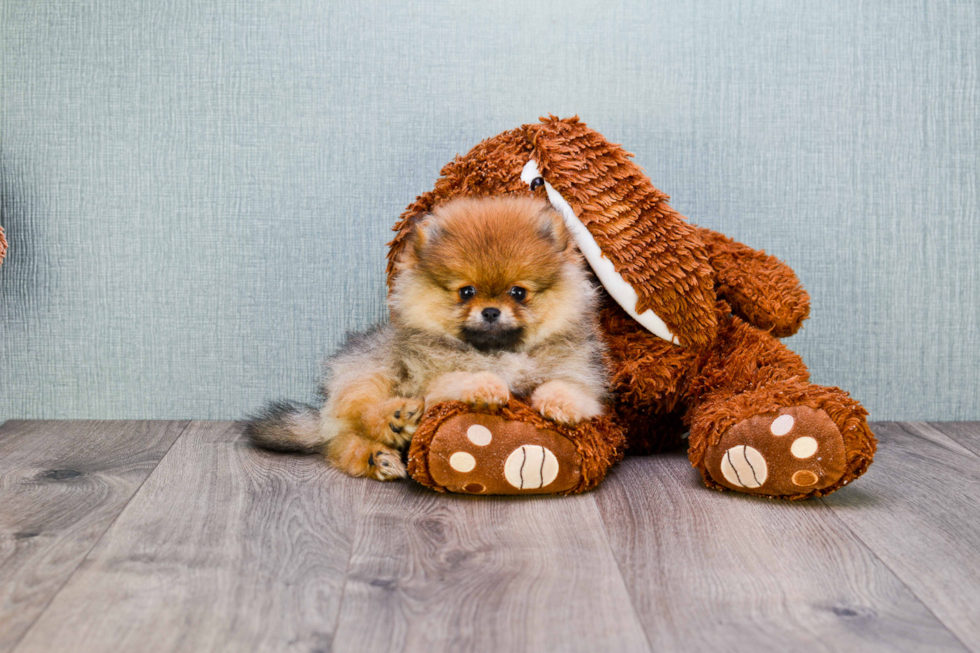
[899,423,980,462]
[927,422,980,459]
[817,496,974,653]
[7,420,195,653]
[324,478,366,648]
[588,494,655,653]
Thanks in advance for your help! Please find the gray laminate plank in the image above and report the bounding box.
[594,449,967,653]
[824,422,980,651]
[885,422,980,459]
[12,421,363,653]
[0,420,187,653]
[928,422,980,458]
[331,482,651,653]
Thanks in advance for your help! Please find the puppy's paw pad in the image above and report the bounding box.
[369,450,407,481]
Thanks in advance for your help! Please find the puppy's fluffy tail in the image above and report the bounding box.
[244,400,326,453]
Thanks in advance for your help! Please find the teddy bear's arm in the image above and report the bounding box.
[698,227,810,337]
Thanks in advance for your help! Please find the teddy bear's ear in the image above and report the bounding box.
[526,119,718,348]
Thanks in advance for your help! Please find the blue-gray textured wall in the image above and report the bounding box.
[1,1,978,420]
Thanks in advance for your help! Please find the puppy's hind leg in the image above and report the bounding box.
[326,429,406,481]
[324,370,418,480]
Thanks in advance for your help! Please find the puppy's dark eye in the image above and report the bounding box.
[458,286,476,301]
[529,177,545,191]
[509,286,527,302]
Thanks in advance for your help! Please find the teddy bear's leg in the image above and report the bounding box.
[407,400,626,495]
[685,317,876,499]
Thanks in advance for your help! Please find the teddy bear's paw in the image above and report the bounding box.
[422,414,584,495]
[704,406,847,497]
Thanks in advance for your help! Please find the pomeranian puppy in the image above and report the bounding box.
[246,196,607,480]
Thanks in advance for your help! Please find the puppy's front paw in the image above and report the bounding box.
[531,380,603,426]
[368,448,407,481]
[367,397,424,447]
[427,371,511,410]
[453,372,511,410]
[385,397,425,446]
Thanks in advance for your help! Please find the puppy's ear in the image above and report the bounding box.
[537,205,571,253]
[397,214,441,269]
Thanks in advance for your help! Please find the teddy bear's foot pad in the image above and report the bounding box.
[427,414,583,494]
[705,406,846,496]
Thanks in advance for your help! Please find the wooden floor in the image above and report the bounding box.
[1,421,978,652]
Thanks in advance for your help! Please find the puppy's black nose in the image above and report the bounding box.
[481,307,501,323]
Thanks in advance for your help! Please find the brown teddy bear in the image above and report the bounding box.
[0,225,6,267]
[394,116,876,500]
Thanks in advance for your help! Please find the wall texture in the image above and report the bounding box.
[1,0,978,420]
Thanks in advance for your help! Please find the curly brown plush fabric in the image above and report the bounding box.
[399,116,876,499]
[0,225,7,267]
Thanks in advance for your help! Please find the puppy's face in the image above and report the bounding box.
[390,196,590,352]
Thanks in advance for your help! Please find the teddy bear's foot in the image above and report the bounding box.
[703,406,847,496]
[421,413,584,495]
